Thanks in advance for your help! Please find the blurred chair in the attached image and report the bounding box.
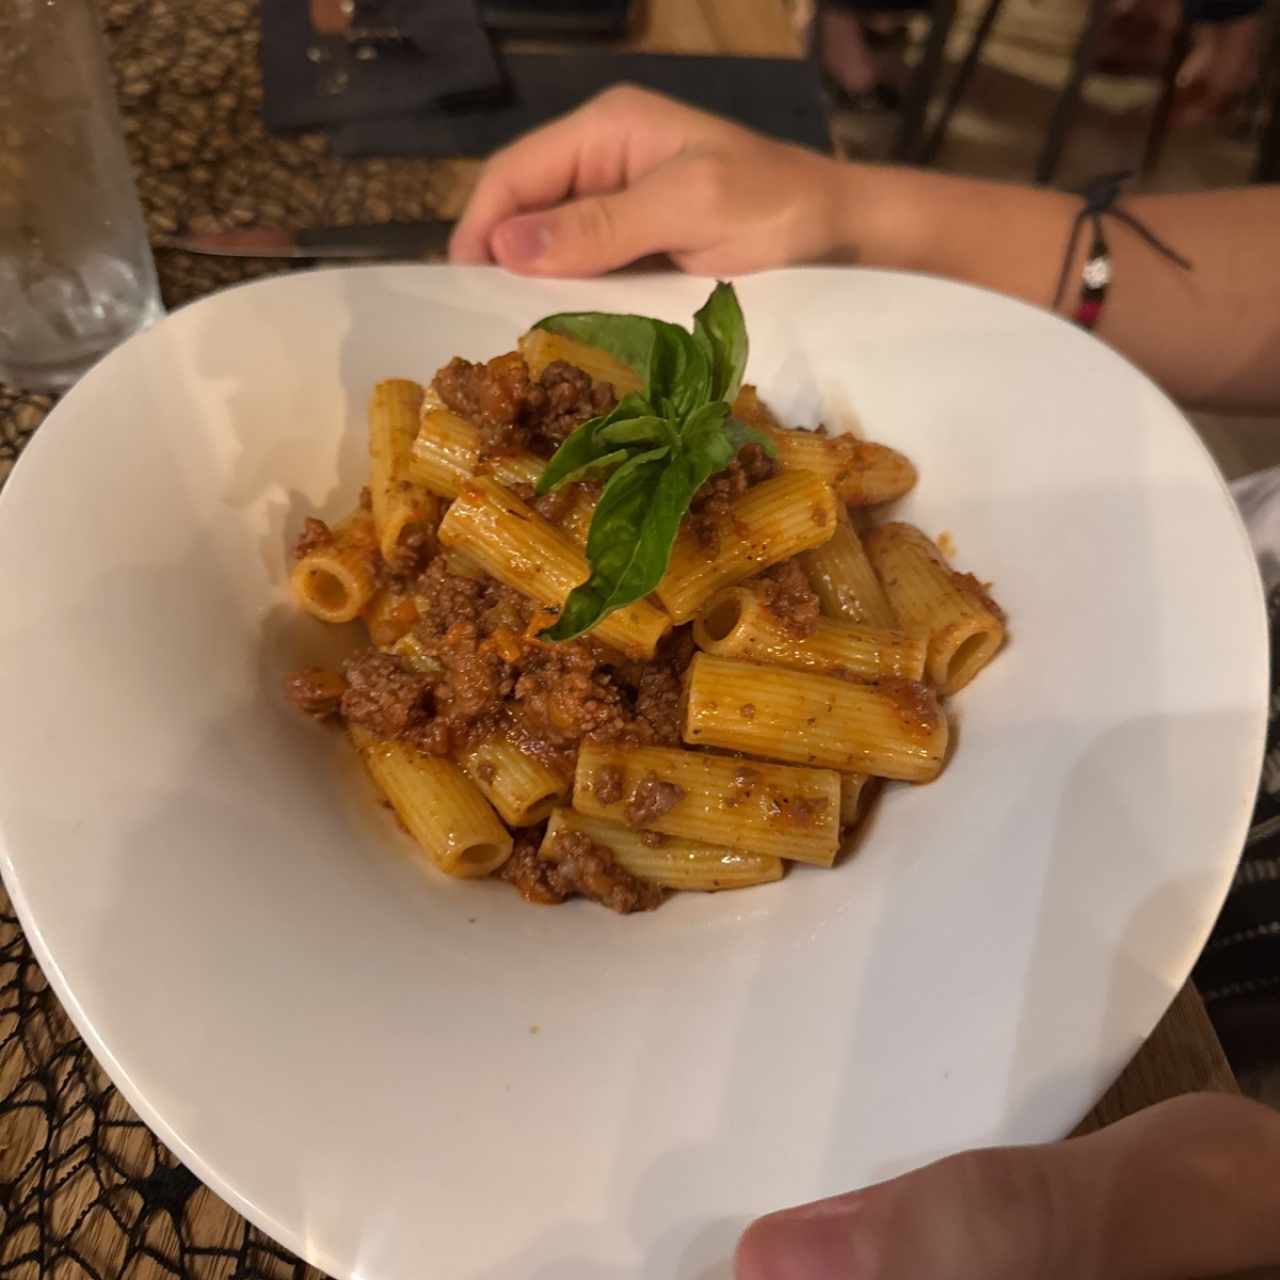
[895,0,960,159]
[920,0,1116,179]
[1142,1,1280,177]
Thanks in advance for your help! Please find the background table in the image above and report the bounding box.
[0,1,1247,1276]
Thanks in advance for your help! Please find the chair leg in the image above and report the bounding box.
[1035,0,1112,184]
[1141,21,1192,175]
[920,0,1006,165]
[894,0,958,162]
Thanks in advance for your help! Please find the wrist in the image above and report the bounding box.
[824,160,935,272]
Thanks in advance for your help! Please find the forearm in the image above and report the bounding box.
[831,165,1280,411]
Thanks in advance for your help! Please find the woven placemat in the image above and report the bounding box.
[0,3,474,1275]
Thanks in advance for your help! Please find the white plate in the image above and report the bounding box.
[0,266,1266,1280]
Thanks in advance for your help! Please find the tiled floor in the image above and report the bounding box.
[829,0,1280,479]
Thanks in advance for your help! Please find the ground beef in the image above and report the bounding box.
[639,830,666,848]
[755,559,820,638]
[285,667,347,718]
[384,514,434,578]
[496,828,663,913]
[513,644,632,747]
[624,772,685,827]
[432,622,516,723]
[434,352,531,444]
[530,361,616,446]
[543,831,663,913]
[433,353,615,457]
[632,666,683,744]
[593,764,625,806]
[687,443,777,549]
[293,517,333,560]
[293,550,687,777]
[340,650,435,742]
[497,827,567,905]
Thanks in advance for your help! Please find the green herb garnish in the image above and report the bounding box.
[533,282,775,643]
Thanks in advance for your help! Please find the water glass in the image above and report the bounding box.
[0,0,163,392]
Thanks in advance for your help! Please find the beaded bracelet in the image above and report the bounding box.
[1052,171,1193,332]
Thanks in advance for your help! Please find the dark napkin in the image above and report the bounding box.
[329,52,831,157]
[261,0,504,132]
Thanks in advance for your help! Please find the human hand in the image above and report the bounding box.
[448,86,849,276]
[736,1092,1280,1279]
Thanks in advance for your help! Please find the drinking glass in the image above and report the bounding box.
[0,0,163,392]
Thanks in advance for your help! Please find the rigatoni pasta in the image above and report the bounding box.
[682,653,949,783]
[574,742,841,865]
[657,470,838,624]
[693,585,926,682]
[800,504,898,629]
[541,808,784,890]
[368,379,440,570]
[520,327,645,396]
[284,285,1005,915]
[410,399,545,499]
[290,511,379,623]
[734,386,917,505]
[458,729,568,827]
[350,725,512,877]
[864,522,1006,695]
[438,476,671,660]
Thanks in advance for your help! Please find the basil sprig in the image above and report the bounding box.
[532,282,774,644]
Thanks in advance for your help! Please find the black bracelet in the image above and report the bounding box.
[1052,171,1193,331]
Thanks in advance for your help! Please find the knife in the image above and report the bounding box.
[154,221,456,260]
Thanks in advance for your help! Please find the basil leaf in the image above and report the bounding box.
[693,282,749,403]
[681,401,735,473]
[534,312,656,384]
[549,448,630,489]
[596,416,677,449]
[724,415,779,458]
[650,322,711,419]
[539,446,671,643]
[536,392,655,495]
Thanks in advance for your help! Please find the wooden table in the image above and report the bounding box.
[0,0,1249,1276]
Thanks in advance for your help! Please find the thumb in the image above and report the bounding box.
[736,1093,1280,1280]
[488,167,700,276]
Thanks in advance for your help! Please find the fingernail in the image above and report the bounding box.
[493,215,551,264]
[739,1199,880,1279]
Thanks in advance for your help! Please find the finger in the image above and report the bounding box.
[488,159,716,276]
[736,1093,1280,1280]
[449,86,691,264]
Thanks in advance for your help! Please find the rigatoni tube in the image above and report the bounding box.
[409,399,545,500]
[290,511,379,623]
[519,328,645,397]
[349,726,512,877]
[657,470,838,624]
[863,522,1006,695]
[368,379,439,570]
[574,741,841,866]
[541,808,784,890]
[682,653,949,783]
[437,476,671,660]
[800,504,898,628]
[458,730,567,827]
[733,386,917,505]
[693,586,926,682]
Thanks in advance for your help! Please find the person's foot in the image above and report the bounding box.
[1169,12,1261,126]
